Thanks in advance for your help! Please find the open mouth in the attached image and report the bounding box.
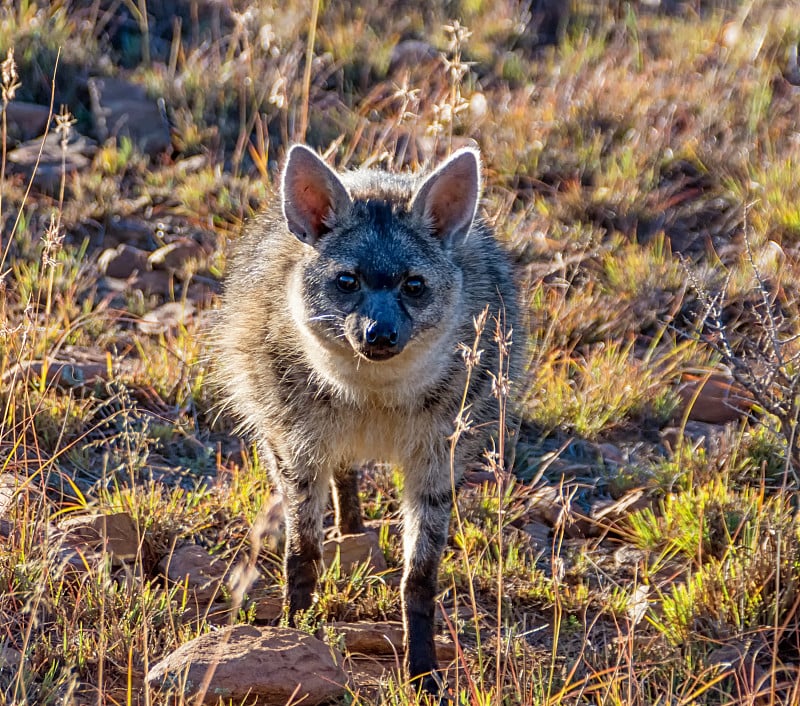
[358,347,400,362]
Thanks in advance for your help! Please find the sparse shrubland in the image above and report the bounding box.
[2,0,800,704]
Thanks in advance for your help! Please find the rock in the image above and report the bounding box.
[346,656,401,698]
[198,602,236,625]
[131,269,175,296]
[4,101,50,142]
[330,621,405,656]
[137,301,195,334]
[1,347,139,390]
[205,589,282,626]
[161,544,275,623]
[523,484,597,539]
[323,532,388,574]
[613,545,648,568]
[661,421,736,458]
[103,217,157,249]
[252,595,284,622]
[98,244,150,279]
[435,634,458,662]
[185,280,218,306]
[329,620,457,662]
[0,473,23,518]
[148,239,208,271]
[174,154,209,175]
[0,519,13,541]
[59,511,144,564]
[705,640,773,706]
[89,76,171,156]
[363,518,402,539]
[0,645,22,670]
[590,489,647,522]
[389,40,440,73]
[626,584,650,626]
[2,360,109,388]
[103,269,174,296]
[595,442,626,466]
[146,625,347,705]
[329,620,457,672]
[463,469,497,486]
[160,544,228,606]
[6,128,95,191]
[676,373,754,424]
[521,520,551,550]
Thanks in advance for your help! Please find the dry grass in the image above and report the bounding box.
[2,0,800,704]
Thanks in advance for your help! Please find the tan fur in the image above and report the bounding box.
[213,144,520,694]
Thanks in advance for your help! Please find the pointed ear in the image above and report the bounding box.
[411,147,481,247]
[281,145,351,245]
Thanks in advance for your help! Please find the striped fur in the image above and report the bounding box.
[213,145,519,694]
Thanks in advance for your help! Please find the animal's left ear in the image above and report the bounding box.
[411,147,481,248]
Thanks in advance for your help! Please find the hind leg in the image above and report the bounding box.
[331,464,364,535]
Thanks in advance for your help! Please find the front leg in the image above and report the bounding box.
[401,467,455,695]
[280,467,331,622]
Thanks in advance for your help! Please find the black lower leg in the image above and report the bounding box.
[332,465,364,535]
[403,559,444,695]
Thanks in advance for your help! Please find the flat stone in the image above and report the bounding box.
[676,373,754,424]
[2,344,139,390]
[389,40,440,73]
[4,101,50,141]
[522,485,597,539]
[137,301,195,334]
[98,244,150,279]
[6,128,95,191]
[2,360,110,389]
[330,620,405,655]
[103,217,157,249]
[103,269,174,296]
[160,544,228,606]
[463,469,497,485]
[146,625,347,705]
[590,489,647,521]
[252,594,284,622]
[185,280,218,305]
[521,520,552,549]
[346,656,401,698]
[59,511,145,564]
[329,620,457,662]
[0,645,22,670]
[148,239,209,271]
[89,76,171,156]
[323,532,388,574]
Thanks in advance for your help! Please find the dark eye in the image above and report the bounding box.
[402,276,425,297]
[336,272,360,293]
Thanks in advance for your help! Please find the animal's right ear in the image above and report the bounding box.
[281,145,351,245]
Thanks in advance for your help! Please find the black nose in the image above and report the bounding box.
[365,321,398,347]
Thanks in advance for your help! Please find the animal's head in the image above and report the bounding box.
[281,145,481,364]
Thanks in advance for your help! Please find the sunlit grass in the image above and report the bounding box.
[1,0,800,704]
